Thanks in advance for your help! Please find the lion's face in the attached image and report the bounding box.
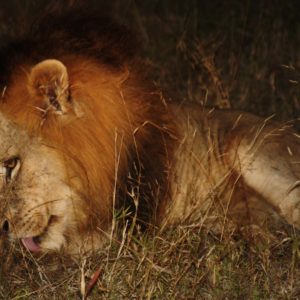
[0,114,83,253]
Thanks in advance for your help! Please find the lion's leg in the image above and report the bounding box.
[234,127,300,228]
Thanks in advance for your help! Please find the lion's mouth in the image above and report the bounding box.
[21,236,41,252]
[21,215,57,252]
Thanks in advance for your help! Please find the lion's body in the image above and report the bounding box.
[168,105,300,229]
[0,10,299,254]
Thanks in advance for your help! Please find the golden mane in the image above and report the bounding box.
[1,55,177,233]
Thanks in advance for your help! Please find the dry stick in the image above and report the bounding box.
[195,42,231,109]
[84,268,102,299]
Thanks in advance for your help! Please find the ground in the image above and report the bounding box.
[0,1,299,299]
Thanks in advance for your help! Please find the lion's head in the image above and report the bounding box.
[0,12,176,254]
[0,110,85,252]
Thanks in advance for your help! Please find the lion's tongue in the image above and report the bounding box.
[21,237,41,252]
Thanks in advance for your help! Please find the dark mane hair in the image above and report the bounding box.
[0,9,139,87]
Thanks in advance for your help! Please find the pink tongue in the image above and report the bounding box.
[21,237,41,252]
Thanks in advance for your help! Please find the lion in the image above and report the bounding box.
[0,10,299,255]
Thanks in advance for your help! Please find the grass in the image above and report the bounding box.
[0,0,300,299]
[1,225,300,299]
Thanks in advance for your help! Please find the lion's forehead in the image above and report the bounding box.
[0,114,62,169]
[0,117,70,194]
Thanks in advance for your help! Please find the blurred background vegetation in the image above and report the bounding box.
[0,0,299,119]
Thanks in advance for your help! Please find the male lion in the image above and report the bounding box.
[0,11,299,255]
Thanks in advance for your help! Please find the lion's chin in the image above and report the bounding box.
[21,237,41,252]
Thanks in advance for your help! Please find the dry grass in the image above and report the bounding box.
[0,1,300,299]
[1,223,300,299]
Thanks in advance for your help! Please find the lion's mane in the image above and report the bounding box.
[0,10,177,238]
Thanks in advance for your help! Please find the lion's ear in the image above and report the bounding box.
[28,59,71,115]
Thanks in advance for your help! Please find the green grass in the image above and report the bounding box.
[0,1,300,299]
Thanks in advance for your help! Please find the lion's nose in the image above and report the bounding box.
[1,220,9,233]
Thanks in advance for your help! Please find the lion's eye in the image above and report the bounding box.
[3,157,20,184]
